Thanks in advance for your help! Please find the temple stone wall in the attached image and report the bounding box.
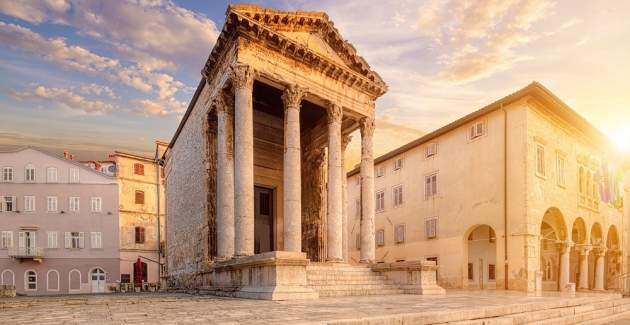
[301,147,327,262]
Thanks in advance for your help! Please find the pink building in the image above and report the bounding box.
[0,147,119,295]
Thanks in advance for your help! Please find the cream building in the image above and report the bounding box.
[347,82,627,293]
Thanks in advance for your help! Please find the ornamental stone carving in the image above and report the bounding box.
[282,84,307,110]
[327,103,343,123]
[232,64,255,91]
[359,116,375,137]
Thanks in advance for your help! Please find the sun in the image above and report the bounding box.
[608,128,630,154]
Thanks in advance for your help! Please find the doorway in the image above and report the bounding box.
[254,186,274,254]
[18,231,36,255]
[91,268,106,293]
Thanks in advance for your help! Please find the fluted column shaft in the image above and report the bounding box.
[594,249,606,290]
[578,248,590,290]
[326,103,343,262]
[232,64,255,257]
[341,135,351,262]
[282,85,306,252]
[359,116,375,263]
[215,93,235,259]
[559,242,572,291]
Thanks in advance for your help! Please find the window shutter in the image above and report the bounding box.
[11,196,17,211]
[65,232,71,248]
[78,232,85,248]
[18,231,25,248]
[0,197,3,212]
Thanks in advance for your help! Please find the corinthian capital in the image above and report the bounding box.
[359,116,375,137]
[327,103,343,123]
[282,84,307,110]
[231,64,255,90]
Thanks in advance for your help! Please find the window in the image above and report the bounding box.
[556,153,566,187]
[90,197,102,212]
[536,144,545,177]
[579,167,585,194]
[375,190,385,212]
[469,121,486,139]
[135,227,145,244]
[376,229,385,246]
[25,270,37,291]
[393,158,403,171]
[46,167,58,183]
[394,224,405,243]
[393,185,403,207]
[134,163,145,175]
[91,232,102,249]
[47,196,58,212]
[426,143,438,158]
[1,231,12,249]
[69,168,80,183]
[47,231,57,249]
[135,190,145,204]
[3,196,16,212]
[488,264,496,280]
[2,167,13,182]
[355,199,361,219]
[425,173,438,199]
[69,197,80,212]
[25,164,35,182]
[468,263,474,280]
[24,196,35,212]
[376,165,385,178]
[65,232,84,249]
[425,217,438,239]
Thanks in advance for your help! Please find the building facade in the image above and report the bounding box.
[0,148,119,295]
[347,82,627,292]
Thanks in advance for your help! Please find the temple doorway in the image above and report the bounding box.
[254,186,274,254]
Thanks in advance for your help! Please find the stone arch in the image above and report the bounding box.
[539,207,567,291]
[1,269,15,286]
[570,218,588,285]
[588,222,604,288]
[606,225,621,289]
[590,222,603,246]
[68,269,81,292]
[46,269,60,292]
[463,224,498,289]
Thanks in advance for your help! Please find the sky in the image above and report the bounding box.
[0,0,629,166]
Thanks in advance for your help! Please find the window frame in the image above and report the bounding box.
[24,270,37,291]
[376,229,385,246]
[376,165,386,178]
[0,231,13,249]
[393,157,403,171]
[68,168,80,183]
[392,184,403,207]
[25,164,36,182]
[375,190,385,212]
[2,167,14,182]
[135,190,145,205]
[394,224,406,244]
[468,120,486,141]
[90,197,102,212]
[135,226,146,244]
[91,232,102,249]
[47,231,58,249]
[23,196,35,212]
[425,216,438,239]
[46,167,58,183]
[47,196,58,212]
[556,152,566,188]
[69,196,80,212]
[424,172,438,199]
[535,143,546,178]
[134,163,145,176]
[3,196,16,212]
[425,142,438,158]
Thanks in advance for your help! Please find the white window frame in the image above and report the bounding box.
[47,196,58,212]
[393,158,403,171]
[393,185,403,207]
[24,270,37,291]
[66,232,84,249]
[425,216,438,239]
[375,190,385,212]
[69,196,80,212]
[68,168,80,183]
[90,197,102,212]
[536,144,546,178]
[47,231,58,249]
[469,121,486,140]
[394,224,406,244]
[3,196,16,212]
[425,143,438,158]
[2,167,14,182]
[25,164,36,182]
[46,167,58,183]
[376,229,385,246]
[0,231,13,249]
[424,172,438,199]
[91,232,102,249]
[556,152,566,187]
[23,196,35,212]
[376,165,386,178]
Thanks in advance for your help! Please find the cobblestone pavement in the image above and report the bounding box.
[0,291,623,324]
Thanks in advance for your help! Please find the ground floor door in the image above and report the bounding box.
[254,186,274,254]
[91,268,106,293]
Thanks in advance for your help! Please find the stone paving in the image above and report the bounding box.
[0,290,626,324]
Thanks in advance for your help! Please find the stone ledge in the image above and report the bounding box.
[372,260,446,295]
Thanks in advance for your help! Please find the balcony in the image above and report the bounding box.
[8,247,45,263]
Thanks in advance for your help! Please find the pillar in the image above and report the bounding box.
[281,84,306,252]
[341,135,352,262]
[559,242,572,291]
[594,248,606,290]
[232,64,255,257]
[214,93,235,260]
[326,103,343,262]
[359,116,375,263]
[578,247,589,290]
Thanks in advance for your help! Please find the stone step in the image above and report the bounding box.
[316,288,405,297]
[306,270,378,277]
[306,273,387,280]
[309,283,401,291]
[307,279,395,285]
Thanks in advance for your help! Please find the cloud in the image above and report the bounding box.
[0,0,219,72]
[133,97,187,117]
[78,83,117,98]
[10,85,114,114]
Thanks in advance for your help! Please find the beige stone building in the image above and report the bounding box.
[347,82,627,293]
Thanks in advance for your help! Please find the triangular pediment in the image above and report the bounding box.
[276,31,347,66]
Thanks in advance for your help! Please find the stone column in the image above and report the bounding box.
[214,93,235,260]
[594,248,607,290]
[341,135,352,262]
[578,247,590,290]
[559,242,572,291]
[326,103,343,262]
[281,85,306,253]
[359,116,375,263]
[232,64,255,257]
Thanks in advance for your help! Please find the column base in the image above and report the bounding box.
[359,259,374,264]
[326,257,344,263]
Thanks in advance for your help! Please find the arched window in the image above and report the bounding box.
[25,270,37,291]
[579,167,584,194]
[586,171,592,197]
[1,269,15,285]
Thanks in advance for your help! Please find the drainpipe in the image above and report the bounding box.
[502,104,509,290]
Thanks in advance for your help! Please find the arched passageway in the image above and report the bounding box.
[539,208,567,291]
[465,225,497,289]
[589,223,605,290]
[571,218,588,290]
[606,225,621,289]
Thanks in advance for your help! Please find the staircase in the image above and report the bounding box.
[306,263,404,297]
